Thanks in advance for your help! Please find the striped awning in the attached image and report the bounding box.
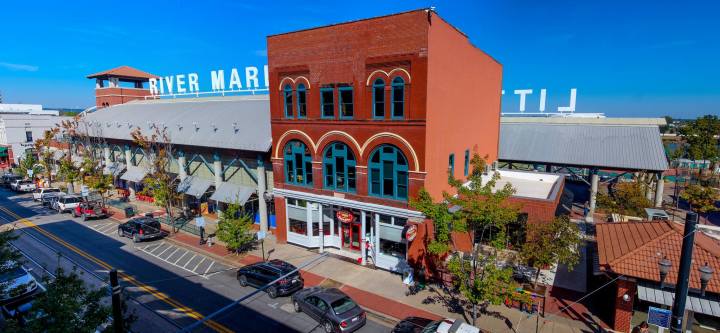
[120,166,148,183]
[637,283,720,317]
[209,182,255,204]
[177,176,213,198]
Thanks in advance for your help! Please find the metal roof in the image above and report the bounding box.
[638,283,720,317]
[499,122,669,171]
[81,96,271,153]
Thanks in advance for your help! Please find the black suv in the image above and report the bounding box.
[117,217,164,243]
[236,260,304,298]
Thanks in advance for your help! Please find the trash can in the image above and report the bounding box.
[124,206,134,218]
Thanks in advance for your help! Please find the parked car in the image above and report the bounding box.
[41,192,64,208]
[0,263,40,304]
[1,174,22,188]
[236,259,304,298]
[73,200,109,221]
[392,317,481,333]
[55,195,82,213]
[117,216,164,242]
[11,180,36,192]
[32,188,62,201]
[292,287,366,333]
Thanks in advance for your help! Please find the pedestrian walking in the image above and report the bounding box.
[583,201,590,218]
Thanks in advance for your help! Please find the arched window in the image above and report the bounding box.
[322,142,356,192]
[283,84,293,118]
[373,78,385,118]
[391,77,405,119]
[284,140,313,186]
[368,145,408,200]
[296,84,307,118]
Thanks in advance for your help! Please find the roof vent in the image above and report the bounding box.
[193,122,199,131]
[233,122,238,133]
[177,123,183,131]
[211,123,218,132]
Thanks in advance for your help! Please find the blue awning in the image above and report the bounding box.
[210,182,255,204]
[177,176,213,198]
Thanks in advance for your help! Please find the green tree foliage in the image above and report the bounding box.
[86,173,114,205]
[216,202,255,254]
[0,230,22,296]
[519,216,582,286]
[57,158,80,193]
[34,128,60,187]
[411,153,522,325]
[16,155,41,179]
[679,115,720,180]
[5,267,111,333]
[681,184,719,213]
[596,180,653,216]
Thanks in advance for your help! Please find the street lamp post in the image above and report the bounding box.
[670,212,699,333]
[699,263,714,297]
[659,256,672,289]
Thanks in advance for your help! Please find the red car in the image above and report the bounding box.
[73,201,109,221]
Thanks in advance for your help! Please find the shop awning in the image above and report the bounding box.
[120,166,148,183]
[103,163,126,177]
[637,283,720,317]
[0,146,8,157]
[177,176,214,198]
[210,182,255,205]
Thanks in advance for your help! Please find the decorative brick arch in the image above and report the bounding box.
[274,129,317,159]
[278,76,312,91]
[360,132,420,172]
[315,131,362,161]
[365,68,412,86]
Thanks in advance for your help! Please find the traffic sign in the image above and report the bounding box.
[81,185,89,197]
[257,230,267,240]
[648,306,671,328]
[27,169,33,177]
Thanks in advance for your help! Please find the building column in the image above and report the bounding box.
[318,204,324,253]
[613,278,637,333]
[124,145,133,167]
[589,168,599,222]
[213,153,222,186]
[257,156,268,233]
[374,213,380,260]
[103,146,111,167]
[274,196,287,244]
[177,152,187,180]
[655,173,665,208]
[360,210,367,266]
[305,201,312,241]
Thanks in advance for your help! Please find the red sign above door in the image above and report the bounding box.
[336,210,355,224]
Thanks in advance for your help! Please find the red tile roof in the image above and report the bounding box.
[86,66,157,79]
[596,220,720,293]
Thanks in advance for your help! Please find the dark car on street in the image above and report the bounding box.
[236,259,304,298]
[291,287,366,333]
[117,216,164,243]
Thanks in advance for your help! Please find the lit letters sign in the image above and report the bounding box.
[502,88,577,113]
[148,66,270,96]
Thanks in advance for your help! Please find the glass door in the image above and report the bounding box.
[350,223,361,251]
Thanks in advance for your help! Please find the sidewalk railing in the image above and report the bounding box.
[158,215,201,236]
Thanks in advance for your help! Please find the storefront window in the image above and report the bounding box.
[312,221,331,236]
[284,140,313,187]
[378,219,406,260]
[368,145,409,200]
[289,218,307,235]
[379,239,406,259]
[287,198,307,208]
[323,142,356,192]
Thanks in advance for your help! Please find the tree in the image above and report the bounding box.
[596,180,653,217]
[0,229,22,297]
[16,154,41,180]
[57,158,80,194]
[411,153,523,325]
[131,126,182,228]
[34,128,60,187]
[5,267,111,333]
[681,184,719,214]
[660,116,673,134]
[519,216,582,287]
[679,115,720,180]
[216,202,255,254]
[86,173,114,205]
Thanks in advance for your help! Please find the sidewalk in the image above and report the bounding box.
[107,202,609,333]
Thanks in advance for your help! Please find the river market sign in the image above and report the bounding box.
[149,66,269,96]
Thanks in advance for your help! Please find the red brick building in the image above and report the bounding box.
[267,9,566,273]
[87,66,157,108]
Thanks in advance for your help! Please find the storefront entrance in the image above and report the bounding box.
[341,222,361,251]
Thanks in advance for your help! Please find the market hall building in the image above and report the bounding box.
[266,9,566,273]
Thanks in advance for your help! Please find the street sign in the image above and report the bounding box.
[81,185,89,197]
[257,230,267,240]
[195,216,206,228]
[648,306,671,328]
[27,169,33,177]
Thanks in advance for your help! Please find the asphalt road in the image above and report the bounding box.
[0,189,393,333]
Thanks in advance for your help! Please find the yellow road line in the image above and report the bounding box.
[0,206,234,333]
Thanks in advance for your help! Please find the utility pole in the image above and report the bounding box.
[670,212,698,332]
[109,269,123,333]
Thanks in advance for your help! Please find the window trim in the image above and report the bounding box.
[283,140,313,187]
[338,86,354,120]
[320,87,335,119]
[391,77,405,120]
[322,142,357,193]
[296,84,307,119]
[283,84,294,118]
[464,149,470,176]
[449,153,455,177]
[368,145,409,201]
[372,78,385,119]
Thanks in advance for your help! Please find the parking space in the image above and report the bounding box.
[136,241,230,280]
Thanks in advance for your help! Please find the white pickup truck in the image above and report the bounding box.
[32,188,63,201]
[11,180,36,192]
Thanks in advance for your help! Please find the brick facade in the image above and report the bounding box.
[613,278,637,333]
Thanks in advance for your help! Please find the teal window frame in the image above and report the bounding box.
[368,145,409,200]
[449,153,455,177]
[283,84,293,118]
[283,140,313,187]
[296,84,307,118]
[322,142,357,193]
[464,149,470,176]
[391,77,405,119]
[338,86,354,119]
[372,78,385,119]
[320,88,335,119]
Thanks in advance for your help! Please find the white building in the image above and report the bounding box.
[0,104,67,164]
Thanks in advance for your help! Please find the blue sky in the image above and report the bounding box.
[0,0,718,118]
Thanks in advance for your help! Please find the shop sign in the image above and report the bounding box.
[336,210,355,224]
[405,224,418,242]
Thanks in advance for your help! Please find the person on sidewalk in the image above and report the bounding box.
[583,201,590,218]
